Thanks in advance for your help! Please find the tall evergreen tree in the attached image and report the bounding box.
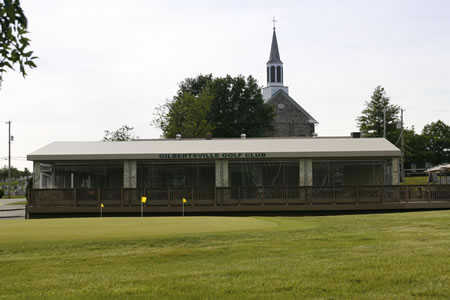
[357,86,400,144]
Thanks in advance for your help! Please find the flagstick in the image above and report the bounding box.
[100,206,102,218]
[182,200,184,217]
[141,202,143,218]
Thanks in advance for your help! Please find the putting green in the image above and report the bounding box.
[0,217,277,244]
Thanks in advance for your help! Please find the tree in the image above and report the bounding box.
[357,86,400,144]
[154,74,274,138]
[0,165,23,180]
[23,167,30,177]
[0,0,37,87]
[155,91,215,138]
[403,127,427,168]
[422,120,450,165]
[176,74,213,98]
[103,125,135,141]
[208,75,274,137]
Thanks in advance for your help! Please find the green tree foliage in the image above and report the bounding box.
[422,120,450,165]
[154,74,274,138]
[156,91,215,138]
[0,0,37,86]
[176,74,213,98]
[0,166,30,181]
[209,75,274,137]
[103,125,135,141]
[357,86,400,144]
[22,167,30,177]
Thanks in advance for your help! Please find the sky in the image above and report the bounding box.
[1,0,449,170]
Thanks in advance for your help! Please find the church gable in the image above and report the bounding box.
[266,90,317,137]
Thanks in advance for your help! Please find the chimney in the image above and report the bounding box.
[176,133,182,140]
[240,133,246,139]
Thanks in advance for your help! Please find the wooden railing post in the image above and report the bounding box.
[333,186,336,205]
[355,186,360,205]
[308,187,312,205]
[260,187,264,206]
[73,188,77,207]
[97,188,101,207]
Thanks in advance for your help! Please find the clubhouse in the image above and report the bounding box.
[26,136,450,217]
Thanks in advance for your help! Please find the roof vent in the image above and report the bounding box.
[241,133,246,139]
[351,132,361,138]
[175,133,181,140]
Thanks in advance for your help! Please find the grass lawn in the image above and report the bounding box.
[401,176,429,185]
[2,200,27,206]
[0,212,449,299]
[0,194,26,199]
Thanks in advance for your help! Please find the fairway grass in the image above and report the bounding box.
[0,212,449,299]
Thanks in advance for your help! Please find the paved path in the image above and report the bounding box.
[0,198,26,219]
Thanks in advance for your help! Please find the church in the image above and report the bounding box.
[263,26,318,137]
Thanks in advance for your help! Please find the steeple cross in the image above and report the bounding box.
[272,17,277,30]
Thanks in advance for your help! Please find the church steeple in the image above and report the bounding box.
[268,28,282,64]
[263,21,288,101]
[266,25,284,87]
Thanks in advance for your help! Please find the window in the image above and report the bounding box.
[270,66,275,83]
[312,160,390,186]
[276,66,282,83]
[137,161,215,189]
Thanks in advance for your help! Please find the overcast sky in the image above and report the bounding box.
[1,0,449,170]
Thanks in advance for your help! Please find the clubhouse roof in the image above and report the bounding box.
[27,137,401,161]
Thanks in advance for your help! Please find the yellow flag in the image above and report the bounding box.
[101,203,104,208]
[141,196,147,203]
[182,198,187,204]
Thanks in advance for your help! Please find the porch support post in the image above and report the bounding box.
[215,160,229,206]
[123,160,137,188]
[392,158,400,185]
[33,161,42,189]
[215,160,229,187]
[299,159,313,186]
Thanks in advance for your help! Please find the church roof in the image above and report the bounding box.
[268,89,319,124]
[267,29,283,64]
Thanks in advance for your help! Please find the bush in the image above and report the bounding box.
[0,189,4,199]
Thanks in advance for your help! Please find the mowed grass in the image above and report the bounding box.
[401,176,429,185]
[0,212,449,299]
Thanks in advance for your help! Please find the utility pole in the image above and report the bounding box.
[383,107,387,138]
[5,121,11,198]
[400,109,405,182]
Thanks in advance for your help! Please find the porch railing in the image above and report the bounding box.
[28,185,450,208]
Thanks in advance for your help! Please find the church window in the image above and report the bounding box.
[277,66,282,83]
[270,66,275,83]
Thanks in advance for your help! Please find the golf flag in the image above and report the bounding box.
[141,196,147,204]
[101,203,104,208]
[182,198,187,204]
